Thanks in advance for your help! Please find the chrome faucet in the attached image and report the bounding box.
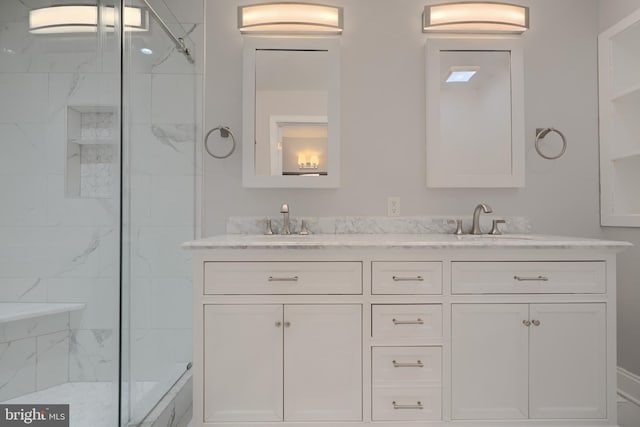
[280,203,291,235]
[471,203,493,235]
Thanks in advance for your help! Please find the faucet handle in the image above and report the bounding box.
[490,219,506,235]
[299,220,310,235]
[264,219,273,235]
[448,219,465,235]
[280,203,289,213]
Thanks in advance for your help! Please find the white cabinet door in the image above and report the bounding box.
[203,305,284,422]
[529,304,607,419]
[452,304,529,420]
[283,304,362,421]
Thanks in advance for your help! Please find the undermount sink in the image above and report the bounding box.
[457,234,537,241]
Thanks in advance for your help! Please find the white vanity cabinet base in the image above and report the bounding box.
[203,305,284,422]
[284,304,362,421]
[529,303,607,419]
[189,245,622,427]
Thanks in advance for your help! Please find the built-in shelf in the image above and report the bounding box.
[65,106,117,199]
[611,82,640,102]
[0,302,85,324]
[599,8,640,227]
[610,150,640,162]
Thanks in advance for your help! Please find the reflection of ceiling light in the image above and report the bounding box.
[423,2,529,34]
[238,3,343,34]
[140,48,153,55]
[446,66,480,82]
[29,5,148,34]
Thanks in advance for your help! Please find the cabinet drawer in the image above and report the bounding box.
[372,347,441,386]
[204,262,362,295]
[372,262,442,294]
[451,261,606,294]
[372,387,442,421]
[372,305,442,339]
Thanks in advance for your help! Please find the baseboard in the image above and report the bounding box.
[618,366,640,406]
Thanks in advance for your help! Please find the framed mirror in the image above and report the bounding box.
[425,38,524,188]
[242,38,340,188]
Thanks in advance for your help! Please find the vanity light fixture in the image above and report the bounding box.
[423,2,529,34]
[446,66,480,82]
[29,5,148,34]
[238,3,343,34]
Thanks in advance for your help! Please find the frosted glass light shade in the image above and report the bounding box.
[29,5,148,34]
[238,3,343,34]
[423,2,529,34]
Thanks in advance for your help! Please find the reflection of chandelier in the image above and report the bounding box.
[298,154,319,170]
[29,5,148,34]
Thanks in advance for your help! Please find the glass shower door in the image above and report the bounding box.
[120,0,198,424]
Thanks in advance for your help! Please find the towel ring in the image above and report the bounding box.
[204,126,236,159]
[535,128,566,160]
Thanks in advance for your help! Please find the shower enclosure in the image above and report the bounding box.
[0,1,201,425]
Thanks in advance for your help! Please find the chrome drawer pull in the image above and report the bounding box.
[392,318,424,325]
[392,360,424,368]
[268,276,299,282]
[393,401,423,410]
[392,275,424,282]
[514,275,549,282]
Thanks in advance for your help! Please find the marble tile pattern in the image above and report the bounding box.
[4,382,117,427]
[0,0,202,419]
[0,312,70,401]
[227,215,533,236]
[184,217,631,251]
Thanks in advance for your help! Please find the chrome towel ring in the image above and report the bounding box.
[535,127,567,160]
[204,126,236,159]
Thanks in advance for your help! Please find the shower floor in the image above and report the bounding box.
[4,381,157,427]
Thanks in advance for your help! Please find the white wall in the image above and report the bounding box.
[204,0,602,239]
[598,0,640,378]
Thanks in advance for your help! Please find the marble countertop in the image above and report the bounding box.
[182,233,631,251]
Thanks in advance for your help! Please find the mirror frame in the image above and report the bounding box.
[242,37,341,188]
[425,38,525,188]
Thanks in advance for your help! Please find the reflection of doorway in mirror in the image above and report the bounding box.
[269,116,328,176]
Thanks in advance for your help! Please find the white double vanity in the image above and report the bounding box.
[184,221,629,427]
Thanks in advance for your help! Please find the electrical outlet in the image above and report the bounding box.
[387,197,400,217]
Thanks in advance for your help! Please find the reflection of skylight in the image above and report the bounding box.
[446,66,479,83]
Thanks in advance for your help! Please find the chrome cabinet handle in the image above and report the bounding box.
[392,360,424,368]
[268,276,299,282]
[392,275,424,282]
[393,401,423,410]
[514,275,549,282]
[532,319,541,326]
[522,320,531,327]
[392,318,424,325]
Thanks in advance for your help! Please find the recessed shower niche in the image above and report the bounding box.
[65,106,117,199]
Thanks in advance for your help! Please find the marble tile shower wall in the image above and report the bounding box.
[0,0,202,392]
[0,14,120,395]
